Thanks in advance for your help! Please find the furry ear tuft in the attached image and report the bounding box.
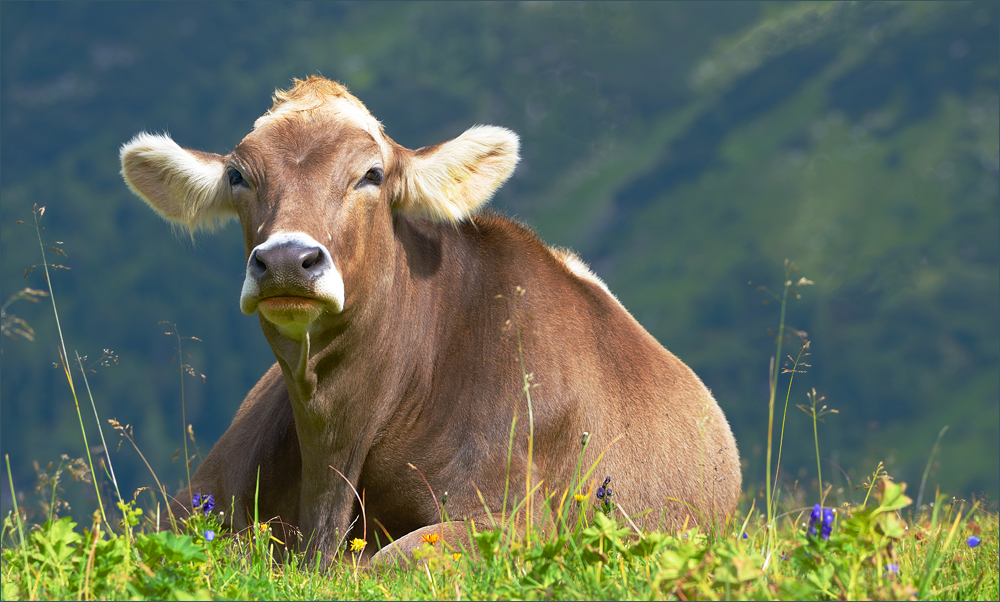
[395,125,519,222]
[120,132,234,233]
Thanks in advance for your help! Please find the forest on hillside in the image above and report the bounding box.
[1,1,997,519]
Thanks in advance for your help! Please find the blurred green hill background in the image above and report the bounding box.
[2,1,997,519]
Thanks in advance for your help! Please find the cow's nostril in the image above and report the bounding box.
[301,248,322,270]
[249,249,268,277]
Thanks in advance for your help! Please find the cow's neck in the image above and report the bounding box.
[260,225,431,556]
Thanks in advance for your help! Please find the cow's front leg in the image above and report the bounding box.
[161,363,302,547]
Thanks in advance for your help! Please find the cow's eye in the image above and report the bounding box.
[363,167,384,186]
[227,167,247,188]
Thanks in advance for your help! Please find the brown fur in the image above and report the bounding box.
[121,77,741,565]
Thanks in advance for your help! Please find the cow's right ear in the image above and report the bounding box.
[120,132,236,232]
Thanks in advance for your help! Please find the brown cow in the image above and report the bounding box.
[120,76,740,563]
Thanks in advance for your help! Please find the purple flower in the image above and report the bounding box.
[596,476,611,500]
[968,535,981,548]
[885,563,899,576]
[808,504,835,540]
[821,508,834,539]
[204,530,215,541]
[192,493,215,516]
[742,532,748,540]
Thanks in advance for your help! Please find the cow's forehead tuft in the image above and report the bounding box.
[253,76,384,144]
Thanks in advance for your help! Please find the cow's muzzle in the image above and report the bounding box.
[240,232,345,330]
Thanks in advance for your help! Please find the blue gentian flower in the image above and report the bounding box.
[968,535,981,548]
[742,532,748,540]
[192,493,215,516]
[821,507,834,539]
[807,504,820,536]
[204,530,215,541]
[808,503,835,540]
[596,476,611,500]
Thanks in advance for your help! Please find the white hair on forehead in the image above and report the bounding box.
[253,93,389,157]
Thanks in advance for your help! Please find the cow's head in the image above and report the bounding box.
[121,77,519,341]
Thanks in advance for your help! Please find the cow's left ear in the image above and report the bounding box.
[120,132,236,233]
[393,125,519,222]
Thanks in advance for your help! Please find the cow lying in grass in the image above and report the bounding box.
[121,76,741,564]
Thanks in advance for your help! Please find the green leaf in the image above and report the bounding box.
[135,531,207,566]
[805,563,835,595]
[876,513,905,539]
[473,528,502,562]
[713,555,762,584]
[31,516,82,568]
[628,532,667,559]
[878,480,912,513]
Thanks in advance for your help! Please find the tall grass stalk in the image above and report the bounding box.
[30,205,108,529]
[109,419,176,526]
[762,260,813,561]
[915,425,949,512]
[763,260,790,554]
[75,351,123,509]
[511,286,536,537]
[161,322,201,493]
[797,388,837,506]
[768,341,809,525]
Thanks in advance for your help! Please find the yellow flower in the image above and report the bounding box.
[420,532,440,546]
[349,538,367,552]
[573,479,596,503]
[452,553,462,561]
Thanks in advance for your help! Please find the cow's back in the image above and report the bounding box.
[509,219,740,527]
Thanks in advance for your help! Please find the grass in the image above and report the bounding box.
[2,206,998,600]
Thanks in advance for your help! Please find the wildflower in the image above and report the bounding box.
[596,476,611,500]
[421,532,440,546]
[885,563,899,576]
[742,532,748,540]
[452,553,462,561]
[807,503,835,540]
[192,493,215,516]
[204,530,215,541]
[349,538,367,552]
[574,493,587,503]
[968,535,981,548]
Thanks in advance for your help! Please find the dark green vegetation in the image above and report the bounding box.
[3,472,998,600]
[1,0,997,530]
